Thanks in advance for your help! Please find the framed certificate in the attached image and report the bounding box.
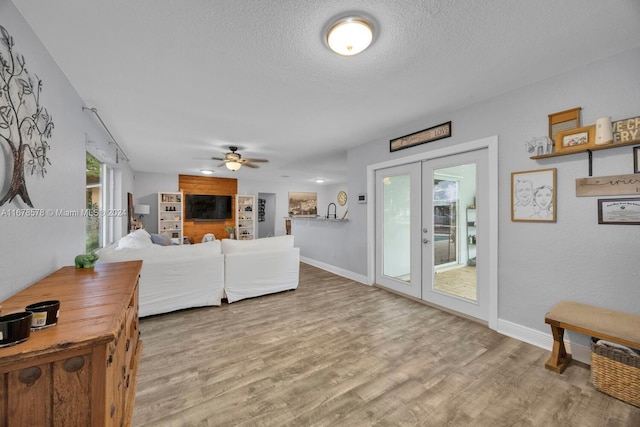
[597,198,640,225]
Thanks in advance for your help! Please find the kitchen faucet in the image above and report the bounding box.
[327,202,337,219]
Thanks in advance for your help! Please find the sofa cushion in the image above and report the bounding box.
[116,229,153,250]
[221,235,294,254]
[151,233,172,246]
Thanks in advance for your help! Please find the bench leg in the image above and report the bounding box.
[545,324,572,373]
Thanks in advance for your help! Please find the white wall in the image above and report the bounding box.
[238,179,336,235]
[0,1,135,301]
[132,173,179,233]
[342,48,640,347]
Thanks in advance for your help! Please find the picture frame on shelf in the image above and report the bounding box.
[634,147,640,173]
[548,107,581,142]
[511,168,557,222]
[598,197,640,225]
[555,125,595,154]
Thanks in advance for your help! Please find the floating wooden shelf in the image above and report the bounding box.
[532,139,640,159]
[531,139,640,176]
[531,139,640,159]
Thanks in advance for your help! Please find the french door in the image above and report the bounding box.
[375,149,490,322]
[374,163,422,298]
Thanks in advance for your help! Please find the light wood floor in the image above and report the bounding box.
[133,263,640,426]
[434,265,477,301]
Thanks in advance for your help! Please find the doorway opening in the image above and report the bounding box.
[257,193,276,238]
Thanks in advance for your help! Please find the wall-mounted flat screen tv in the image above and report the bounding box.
[185,194,232,221]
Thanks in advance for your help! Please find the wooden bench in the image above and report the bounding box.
[545,301,640,373]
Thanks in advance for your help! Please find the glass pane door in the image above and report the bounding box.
[422,149,489,321]
[432,164,476,301]
[375,163,421,298]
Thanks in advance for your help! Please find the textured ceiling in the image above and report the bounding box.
[11,0,640,184]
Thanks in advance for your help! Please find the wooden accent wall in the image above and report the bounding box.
[178,175,237,243]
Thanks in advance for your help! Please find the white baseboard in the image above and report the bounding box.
[300,257,369,285]
[497,319,591,365]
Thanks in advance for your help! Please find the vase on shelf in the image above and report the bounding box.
[595,116,613,145]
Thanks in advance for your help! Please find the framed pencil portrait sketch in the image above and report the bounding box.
[511,168,557,222]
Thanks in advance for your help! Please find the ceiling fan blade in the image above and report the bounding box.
[243,163,259,168]
[217,162,227,167]
[211,156,225,161]
[244,158,269,163]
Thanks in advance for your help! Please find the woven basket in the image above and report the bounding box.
[591,341,640,407]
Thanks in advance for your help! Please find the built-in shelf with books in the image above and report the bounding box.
[236,194,256,240]
[158,191,183,244]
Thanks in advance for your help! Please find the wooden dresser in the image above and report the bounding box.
[0,260,143,426]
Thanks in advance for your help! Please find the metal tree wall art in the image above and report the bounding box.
[0,25,54,207]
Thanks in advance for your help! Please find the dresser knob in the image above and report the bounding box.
[63,356,85,372]
[18,366,42,386]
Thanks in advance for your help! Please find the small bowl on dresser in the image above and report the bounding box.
[0,312,33,347]
[25,300,60,330]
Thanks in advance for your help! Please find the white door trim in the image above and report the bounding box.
[366,135,499,330]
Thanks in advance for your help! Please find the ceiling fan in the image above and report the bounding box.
[212,146,268,171]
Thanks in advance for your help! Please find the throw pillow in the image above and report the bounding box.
[151,233,172,246]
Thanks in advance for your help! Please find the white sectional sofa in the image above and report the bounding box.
[96,230,300,316]
[222,235,300,303]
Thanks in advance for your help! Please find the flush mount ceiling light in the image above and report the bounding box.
[315,178,326,183]
[200,169,214,175]
[326,16,373,56]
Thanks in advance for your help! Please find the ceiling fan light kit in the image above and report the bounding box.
[212,146,269,172]
[326,16,374,56]
[226,161,242,171]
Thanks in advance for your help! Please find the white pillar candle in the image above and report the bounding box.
[595,116,613,145]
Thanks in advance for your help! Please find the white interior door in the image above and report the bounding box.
[421,149,489,321]
[375,163,422,298]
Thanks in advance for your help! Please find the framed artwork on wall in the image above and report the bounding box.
[390,121,451,152]
[511,168,557,222]
[598,197,640,225]
[127,192,135,233]
[288,192,317,217]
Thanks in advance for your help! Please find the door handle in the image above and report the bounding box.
[423,238,430,244]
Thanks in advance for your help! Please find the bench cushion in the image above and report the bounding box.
[546,301,640,347]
